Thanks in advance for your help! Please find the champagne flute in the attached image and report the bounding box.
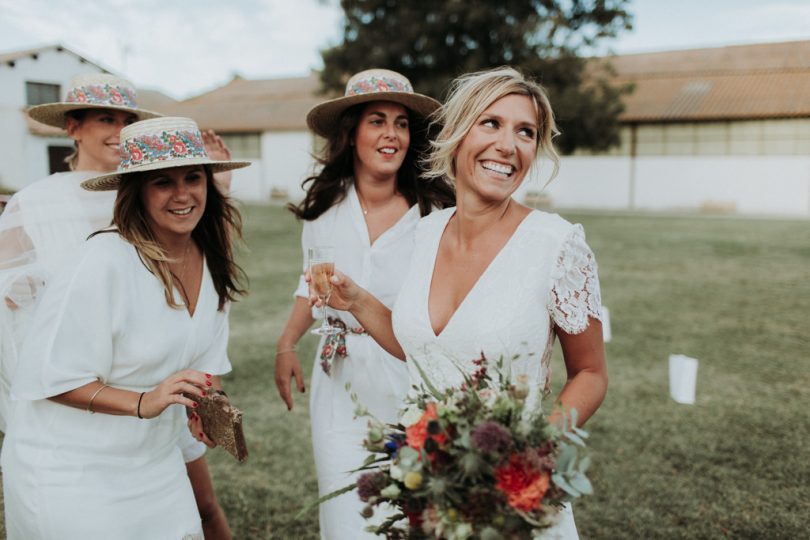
[309,246,340,335]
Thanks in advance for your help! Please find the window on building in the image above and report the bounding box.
[48,146,73,174]
[218,133,261,160]
[26,82,61,106]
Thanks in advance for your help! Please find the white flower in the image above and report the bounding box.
[389,464,404,481]
[399,405,423,427]
[380,484,401,498]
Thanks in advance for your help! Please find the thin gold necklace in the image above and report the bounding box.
[357,190,396,216]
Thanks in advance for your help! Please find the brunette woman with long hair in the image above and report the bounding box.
[274,69,454,538]
[2,117,249,539]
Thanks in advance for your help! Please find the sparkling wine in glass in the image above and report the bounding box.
[309,247,340,335]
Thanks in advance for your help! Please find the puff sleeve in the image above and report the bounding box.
[11,239,121,400]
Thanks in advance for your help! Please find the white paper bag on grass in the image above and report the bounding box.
[669,354,698,404]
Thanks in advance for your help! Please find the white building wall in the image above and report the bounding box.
[0,48,102,191]
[260,130,315,201]
[517,155,810,217]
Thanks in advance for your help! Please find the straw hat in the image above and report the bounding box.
[27,73,162,128]
[81,117,250,191]
[306,69,440,138]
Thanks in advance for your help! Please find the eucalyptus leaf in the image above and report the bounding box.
[572,425,589,439]
[552,473,580,497]
[564,431,586,447]
[569,472,594,495]
[557,443,577,471]
[578,455,592,473]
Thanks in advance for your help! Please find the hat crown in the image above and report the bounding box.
[118,117,208,172]
[344,69,415,97]
[64,73,139,109]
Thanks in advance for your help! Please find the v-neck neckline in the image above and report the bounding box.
[348,182,418,248]
[426,209,535,338]
[174,256,207,319]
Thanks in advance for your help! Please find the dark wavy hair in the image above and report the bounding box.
[288,103,455,221]
[98,166,247,311]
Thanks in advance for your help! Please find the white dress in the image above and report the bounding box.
[0,171,111,431]
[0,172,206,463]
[294,183,416,539]
[1,233,232,540]
[392,207,603,540]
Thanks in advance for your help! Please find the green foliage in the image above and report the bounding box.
[321,0,634,153]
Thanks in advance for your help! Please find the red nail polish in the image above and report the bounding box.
[206,381,212,387]
[199,432,204,437]
[192,402,198,408]
[205,373,212,379]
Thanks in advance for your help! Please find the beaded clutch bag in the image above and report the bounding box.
[187,392,248,462]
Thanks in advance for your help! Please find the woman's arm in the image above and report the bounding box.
[551,319,608,427]
[323,271,405,361]
[274,296,315,410]
[50,369,211,419]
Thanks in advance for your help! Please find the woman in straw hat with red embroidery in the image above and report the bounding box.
[1,116,249,539]
[0,74,236,539]
[273,69,454,537]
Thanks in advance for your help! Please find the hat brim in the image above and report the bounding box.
[81,158,252,191]
[306,92,440,138]
[26,102,162,129]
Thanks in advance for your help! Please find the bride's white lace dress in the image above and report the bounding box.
[392,207,603,539]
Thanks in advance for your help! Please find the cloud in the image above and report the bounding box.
[0,0,342,98]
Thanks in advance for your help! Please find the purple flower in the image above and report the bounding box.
[471,421,512,454]
[357,471,387,502]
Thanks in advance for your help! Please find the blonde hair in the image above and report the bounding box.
[423,66,560,184]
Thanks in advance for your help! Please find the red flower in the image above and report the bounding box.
[405,403,447,451]
[173,141,187,155]
[109,88,123,104]
[336,345,347,357]
[495,452,551,512]
[129,145,143,162]
[321,344,333,358]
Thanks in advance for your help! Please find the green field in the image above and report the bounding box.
[3,205,809,539]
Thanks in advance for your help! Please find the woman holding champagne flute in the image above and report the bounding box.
[274,69,454,538]
[315,67,608,538]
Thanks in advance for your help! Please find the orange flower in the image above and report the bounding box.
[405,403,447,451]
[495,453,551,512]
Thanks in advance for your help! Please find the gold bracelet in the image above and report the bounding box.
[87,384,110,414]
[275,347,296,356]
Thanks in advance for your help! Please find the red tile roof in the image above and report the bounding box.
[602,40,810,122]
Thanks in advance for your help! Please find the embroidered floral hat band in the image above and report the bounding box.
[306,68,441,138]
[81,117,251,191]
[26,73,161,128]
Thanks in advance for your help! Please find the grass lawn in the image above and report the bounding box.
[2,205,809,538]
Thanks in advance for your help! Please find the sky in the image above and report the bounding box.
[2,0,810,99]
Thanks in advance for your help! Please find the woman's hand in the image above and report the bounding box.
[307,269,362,312]
[138,369,212,419]
[188,411,217,448]
[275,350,305,411]
[203,129,233,194]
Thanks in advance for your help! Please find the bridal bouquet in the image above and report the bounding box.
[349,354,593,539]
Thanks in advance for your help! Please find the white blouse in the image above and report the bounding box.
[294,182,422,325]
[2,233,230,539]
[0,171,114,431]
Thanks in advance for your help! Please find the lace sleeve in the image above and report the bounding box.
[548,224,602,334]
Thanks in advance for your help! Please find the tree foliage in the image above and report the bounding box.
[321,0,633,154]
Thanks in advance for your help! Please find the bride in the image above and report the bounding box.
[317,66,608,539]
